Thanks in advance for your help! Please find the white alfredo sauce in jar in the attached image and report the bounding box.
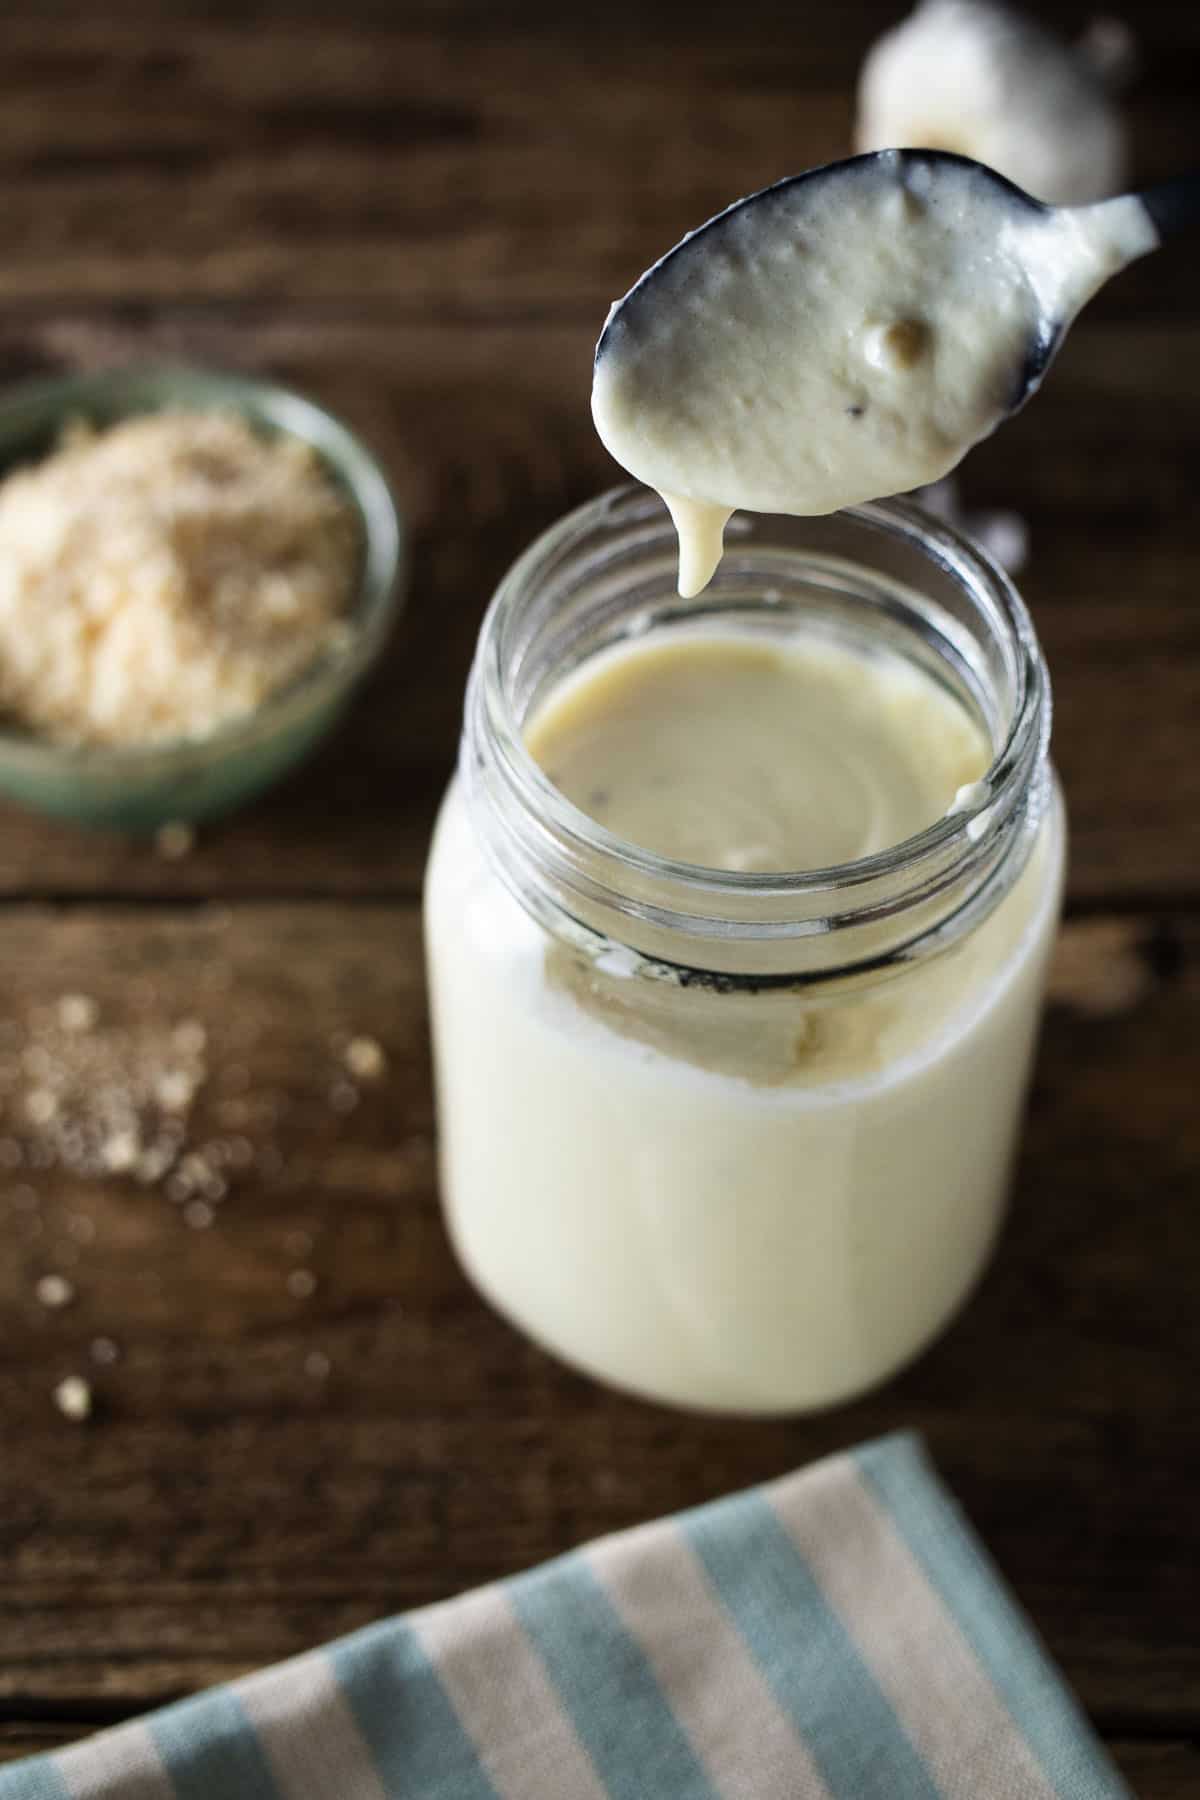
[424,490,1064,1413]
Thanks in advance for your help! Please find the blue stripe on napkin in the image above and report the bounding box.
[149,1690,282,1800]
[510,1553,721,1800]
[684,1492,940,1800]
[856,1435,1133,1800]
[330,1618,501,1799]
[0,1762,70,1800]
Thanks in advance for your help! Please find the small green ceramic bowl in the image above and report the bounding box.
[0,365,404,832]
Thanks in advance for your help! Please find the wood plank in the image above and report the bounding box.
[1109,1742,1200,1799]
[0,903,1194,1720]
[0,0,1191,1759]
[0,1724,91,1765]
[0,309,1194,903]
[0,2,1192,310]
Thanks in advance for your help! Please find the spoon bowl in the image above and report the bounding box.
[593,148,1168,594]
[597,149,1150,418]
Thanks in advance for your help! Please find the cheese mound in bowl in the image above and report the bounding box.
[0,410,360,748]
[0,367,402,831]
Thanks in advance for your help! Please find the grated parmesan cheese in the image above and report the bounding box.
[0,410,360,746]
[53,1374,92,1421]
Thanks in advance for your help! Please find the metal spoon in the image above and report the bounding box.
[597,149,1192,416]
[592,149,1192,594]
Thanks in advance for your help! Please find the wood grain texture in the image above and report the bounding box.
[0,1726,90,1764]
[0,0,1195,1779]
[0,1,1195,308]
[0,907,1194,1729]
[1104,1743,1200,1800]
[0,308,1194,903]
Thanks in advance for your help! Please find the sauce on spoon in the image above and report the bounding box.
[592,150,1156,595]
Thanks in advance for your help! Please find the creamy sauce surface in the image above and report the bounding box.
[592,154,1155,595]
[526,628,988,871]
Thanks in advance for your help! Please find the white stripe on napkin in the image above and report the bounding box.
[769,1458,1057,1800]
[587,1521,836,1800]
[236,1650,389,1800]
[413,1584,609,1800]
[55,1721,173,1800]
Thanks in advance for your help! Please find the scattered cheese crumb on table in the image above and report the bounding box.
[53,1375,92,1421]
[344,1036,386,1081]
[36,1273,75,1309]
[155,821,196,860]
[57,994,98,1034]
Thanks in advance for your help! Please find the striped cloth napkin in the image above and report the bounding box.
[1,1434,1128,1800]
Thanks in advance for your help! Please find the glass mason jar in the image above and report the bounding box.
[424,488,1064,1415]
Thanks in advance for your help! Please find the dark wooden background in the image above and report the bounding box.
[0,2,1195,1792]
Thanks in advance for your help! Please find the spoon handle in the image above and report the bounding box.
[1138,170,1200,241]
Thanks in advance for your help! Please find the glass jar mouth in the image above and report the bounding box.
[463,485,1051,979]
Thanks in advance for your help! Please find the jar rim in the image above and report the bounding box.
[464,485,1051,977]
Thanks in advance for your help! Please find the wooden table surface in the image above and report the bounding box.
[0,2,1196,1792]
